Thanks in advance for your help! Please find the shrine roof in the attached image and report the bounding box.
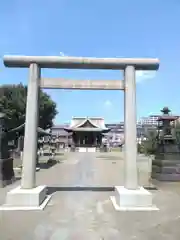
[65,127,110,133]
[64,117,110,133]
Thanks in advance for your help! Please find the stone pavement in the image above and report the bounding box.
[0,152,180,239]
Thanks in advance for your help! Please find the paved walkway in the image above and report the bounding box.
[0,152,180,239]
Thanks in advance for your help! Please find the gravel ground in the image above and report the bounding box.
[0,152,180,239]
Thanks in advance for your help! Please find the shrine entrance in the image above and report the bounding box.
[64,117,110,150]
[2,55,159,210]
[75,131,96,146]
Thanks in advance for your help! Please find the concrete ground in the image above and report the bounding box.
[0,152,180,239]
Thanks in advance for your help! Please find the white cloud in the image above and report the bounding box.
[104,100,112,107]
[136,71,156,83]
[59,51,66,56]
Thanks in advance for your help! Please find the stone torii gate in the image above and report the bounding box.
[2,55,159,211]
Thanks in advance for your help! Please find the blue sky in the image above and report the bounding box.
[0,0,180,124]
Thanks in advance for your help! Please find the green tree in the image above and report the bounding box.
[0,83,58,131]
[141,129,157,155]
[137,142,144,153]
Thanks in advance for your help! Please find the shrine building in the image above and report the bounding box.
[64,117,111,149]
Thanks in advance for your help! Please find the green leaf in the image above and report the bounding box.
[0,84,58,134]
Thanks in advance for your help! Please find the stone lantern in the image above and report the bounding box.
[152,107,180,181]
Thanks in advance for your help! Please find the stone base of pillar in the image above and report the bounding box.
[0,185,51,211]
[110,186,159,211]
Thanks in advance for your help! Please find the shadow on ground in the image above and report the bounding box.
[43,152,65,157]
[97,155,123,160]
[37,159,58,169]
[47,186,115,194]
[55,152,66,156]
[47,185,158,195]
[15,176,21,181]
[2,176,21,188]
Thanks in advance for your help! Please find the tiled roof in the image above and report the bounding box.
[70,117,107,129]
[51,128,71,136]
[52,124,69,129]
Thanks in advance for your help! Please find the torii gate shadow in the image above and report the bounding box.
[47,185,157,195]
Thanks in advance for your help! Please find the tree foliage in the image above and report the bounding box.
[139,123,180,155]
[139,129,158,155]
[0,83,58,131]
